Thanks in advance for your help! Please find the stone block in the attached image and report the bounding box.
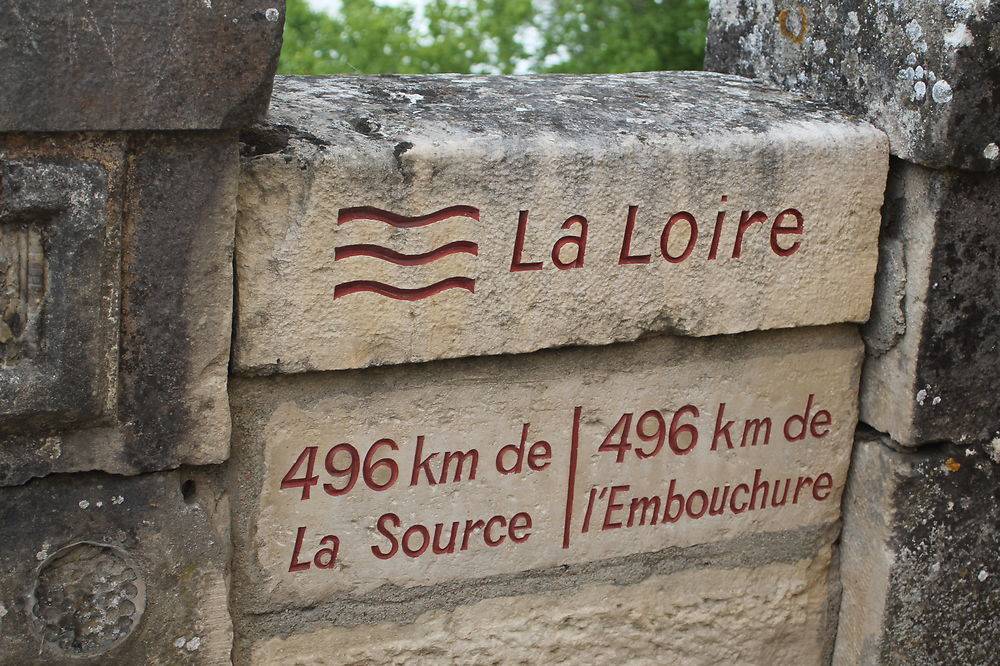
[0,469,232,664]
[706,0,1000,171]
[247,549,838,665]
[834,431,1000,665]
[228,324,861,613]
[0,0,284,131]
[861,161,1000,447]
[0,133,237,485]
[234,73,886,374]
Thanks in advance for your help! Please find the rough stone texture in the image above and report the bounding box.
[835,431,1000,665]
[706,0,1000,171]
[234,73,886,374]
[229,324,862,612]
[0,153,121,436]
[0,469,232,664]
[861,160,1000,447]
[248,549,837,665]
[117,132,237,473]
[0,0,284,131]
[0,133,237,485]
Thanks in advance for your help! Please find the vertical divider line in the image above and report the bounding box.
[562,405,583,550]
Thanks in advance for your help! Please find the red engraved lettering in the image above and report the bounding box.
[772,479,791,507]
[581,487,600,534]
[660,212,698,263]
[732,210,768,258]
[661,479,685,523]
[812,473,834,501]
[314,535,340,569]
[432,522,460,554]
[783,394,815,442]
[708,196,728,260]
[602,485,630,530]
[288,526,312,572]
[323,443,360,496]
[628,495,661,527]
[484,515,508,546]
[634,410,666,459]
[364,438,400,491]
[402,525,430,558]
[711,403,734,450]
[563,406,582,549]
[770,208,803,256]
[371,513,400,560]
[410,435,439,486]
[461,519,486,551]
[527,440,552,471]
[730,484,750,513]
[750,468,769,510]
[619,205,651,265]
[440,449,479,483]
[509,512,533,543]
[669,405,699,454]
[741,418,772,447]
[497,424,531,475]
[281,447,319,500]
[552,215,588,269]
[685,489,708,519]
[811,409,832,438]
[510,210,544,271]
[793,475,814,504]
[708,485,730,516]
[598,412,633,462]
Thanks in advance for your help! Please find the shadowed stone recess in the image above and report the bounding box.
[861,161,1000,447]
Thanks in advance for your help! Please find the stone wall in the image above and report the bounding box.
[0,2,993,664]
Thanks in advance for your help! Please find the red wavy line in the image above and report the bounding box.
[334,277,476,301]
[337,205,480,228]
[335,241,478,265]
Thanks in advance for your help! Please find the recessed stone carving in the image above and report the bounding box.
[28,542,145,656]
[0,158,117,435]
[0,222,45,363]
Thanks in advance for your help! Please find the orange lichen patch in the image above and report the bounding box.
[944,458,962,472]
[778,7,809,45]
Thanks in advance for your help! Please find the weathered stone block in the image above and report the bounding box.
[0,469,232,664]
[706,0,1000,171]
[229,324,861,613]
[861,161,1000,447]
[247,549,838,665]
[835,431,1000,665]
[0,133,236,485]
[234,73,886,374]
[0,0,284,131]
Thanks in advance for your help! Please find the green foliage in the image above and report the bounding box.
[538,0,710,73]
[277,0,708,75]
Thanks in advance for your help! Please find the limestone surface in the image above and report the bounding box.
[706,0,1000,171]
[0,0,284,131]
[234,73,886,374]
[249,550,836,665]
[229,324,862,610]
